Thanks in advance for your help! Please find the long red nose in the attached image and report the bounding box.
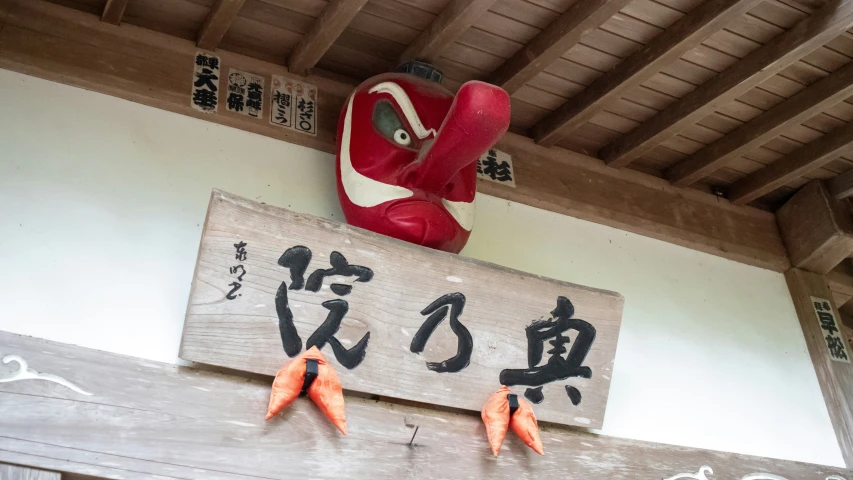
[402,81,511,194]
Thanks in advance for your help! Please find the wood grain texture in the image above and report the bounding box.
[197,0,247,51]
[0,464,60,480]
[830,168,853,200]
[0,0,791,273]
[180,190,624,429]
[600,0,853,168]
[530,0,762,146]
[3,331,853,479]
[728,122,853,205]
[487,0,631,95]
[100,0,128,24]
[288,0,370,76]
[668,60,853,188]
[778,181,853,274]
[397,0,497,65]
[785,268,853,468]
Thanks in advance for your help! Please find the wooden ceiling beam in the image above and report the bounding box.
[829,167,853,200]
[667,61,853,187]
[287,0,369,76]
[600,0,853,169]
[488,0,631,95]
[100,0,129,25]
[397,0,498,66]
[728,122,853,205]
[531,0,760,147]
[196,0,247,51]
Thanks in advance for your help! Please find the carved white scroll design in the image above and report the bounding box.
[664,466,714,480]
[0,353,92,396]
[664,467,846,480]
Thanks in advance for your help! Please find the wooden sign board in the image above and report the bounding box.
[3,331,851,480]
[180,190,624,428]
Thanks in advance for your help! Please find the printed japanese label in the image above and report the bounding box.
[226,69,264,119]
[811,296,850,363]
[270,76,318,136]
[191,52,220,113]
[477,149,515,188]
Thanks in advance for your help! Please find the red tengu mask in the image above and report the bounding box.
[335,72,511,253]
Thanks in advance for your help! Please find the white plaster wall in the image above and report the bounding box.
[0,69,844,467]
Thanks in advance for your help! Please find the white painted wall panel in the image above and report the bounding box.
[0,69,843,467]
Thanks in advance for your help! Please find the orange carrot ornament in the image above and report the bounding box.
[265,346,347,435]
[481,386,544,456]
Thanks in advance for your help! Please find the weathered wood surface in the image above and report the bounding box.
[786,269,853,467]
[180,190,623,429]
[0,464,59,480]
[530,0,761,147]
[397,0,498,65]
[196,0,248,51]
[830,169,853,200]
[2,331,852,480]
[488,0,630,95]
[100,0,128,25]
[0,0,791,273]
[287,0,370,76]
[777,181,853,274]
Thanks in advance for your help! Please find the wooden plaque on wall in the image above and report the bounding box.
[180,190,624,428]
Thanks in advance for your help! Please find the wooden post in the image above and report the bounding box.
[786,268,853,467]
[0,464,60,480]
[777,180,853,275]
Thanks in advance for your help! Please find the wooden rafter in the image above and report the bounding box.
[287,0,370,76]
[531,0,760,147]
[397,0,497,66]
[727,122,853,205]
[667,61,853,187]
[197,0,247,51]
[488,0,631,95]
[101,0,129,25]
[830,168,853,199]
[600,0,853,169]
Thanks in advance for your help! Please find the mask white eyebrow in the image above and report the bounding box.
[368,82,436,140]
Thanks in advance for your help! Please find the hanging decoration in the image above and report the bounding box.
[335,61,511,253]
[266,346,347,434]
[481,385,544,456]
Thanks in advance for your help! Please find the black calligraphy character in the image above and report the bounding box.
[814,301,825,312]
[275,247,373,368]
[818,311,838,335]
[226,281,242,300]
[298,98,314,131]
[826,335,849,361]
[229,265,246,281]
[247,83,262,114]
[824,302,832,311]
[410,293,473,373]
[234,241,247,261]
[195,54,208,67]
[194,68,219,92]
[192,89,217,110]
[499,296,595,405]
[482,151,512,182]
[228,92,244,112]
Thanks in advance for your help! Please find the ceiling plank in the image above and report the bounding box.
[830,168,853,200]
[397,0,498,66]
[100,0,128,25]
[600,0,853,169]
[728,122,853,205]
[667,60,853,187]
[288,0,370,76]
[531,0,761,147]
[488,0,631,96]
[197,0,247,51]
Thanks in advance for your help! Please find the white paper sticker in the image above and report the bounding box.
[477,149,515,188]
[811,296,851,363]
[191,52,220,113]
[226,69,264,119]
[270,76,318,136]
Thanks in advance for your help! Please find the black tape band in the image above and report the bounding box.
[507,393,519,417]
[300,359,319,397]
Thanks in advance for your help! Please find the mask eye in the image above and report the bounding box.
[393,129,411,146]
[373,100,414,148]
